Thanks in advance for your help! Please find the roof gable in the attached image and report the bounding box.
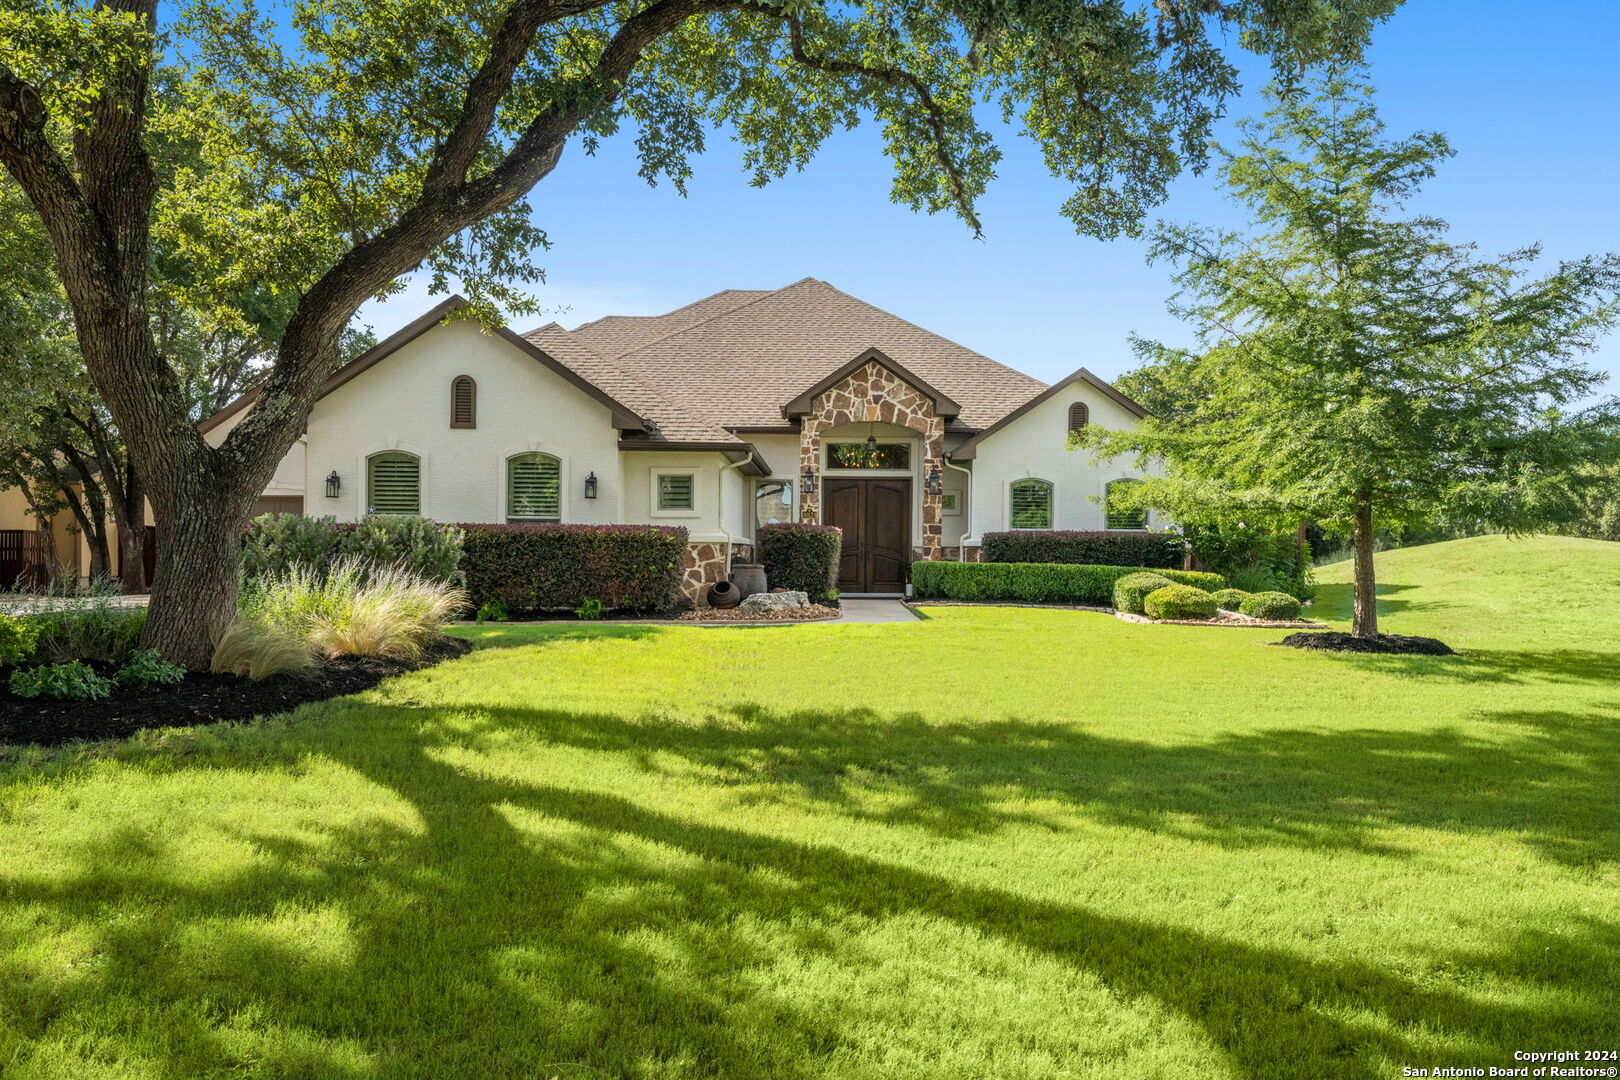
[781,347,961,418]
[948,367,1149,460]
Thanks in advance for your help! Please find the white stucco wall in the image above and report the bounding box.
[303,319,623,524]
[963,377,1155,541]
[203,410,306,497]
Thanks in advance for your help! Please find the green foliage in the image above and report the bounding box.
[1228,566,1315,602]
[25,593,147,665]
[1239,591,1304,621]
[240,514,465,584]
[1143,585,1217,621]
[757,525,843,603]
[574,598,606,621]
[114,648,187,688]
[910,562,1221,606]
[980,530,1182,568]
[1210,588,1251,610]
[1113,572,1178,614]
[459,525,686,616]
[1081,74,1620,635]
[8,660,114,701]
[0,613,41,666]
[475,599,509,625]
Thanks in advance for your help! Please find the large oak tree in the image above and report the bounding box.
[1,0,1395,664]
[1084,75,1620,639]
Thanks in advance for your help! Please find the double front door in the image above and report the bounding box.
[823,477,911,594]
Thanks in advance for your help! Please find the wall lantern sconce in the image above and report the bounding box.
[325,471,341,498]
[800,467,817,495]
[584,472,599,500]
[925,467,942,495]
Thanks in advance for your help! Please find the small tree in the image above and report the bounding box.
[1,0,1393,665]
[1083,74,1620,638]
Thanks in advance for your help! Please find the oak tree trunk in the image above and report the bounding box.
[140,478,255,667]
[1350,488,1378,638]
[117,499,147,592]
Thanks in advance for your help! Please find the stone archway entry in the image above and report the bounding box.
[824,477,911,594]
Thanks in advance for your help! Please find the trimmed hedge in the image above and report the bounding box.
[1144,585,1217,621]
[1238,590,1303,620]
[459,524,688,615]
[1113,572,1177,614]
[910,561,1224,606]
[1211,588,1252,611]
[982,530,1183,568]
[757,524,842,601]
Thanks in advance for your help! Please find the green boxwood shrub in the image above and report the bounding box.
[757,524,842,601]
[1113,572,1177,614]
[1211,588,1251,610]
[910,562,1223,607]
[1238,591,1304,620]
[0,613,40,666]
[459,524,687,616]
[1143,585,1217,621]
[981,530,1182,568]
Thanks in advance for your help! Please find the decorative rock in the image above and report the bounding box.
[738,590,810,615]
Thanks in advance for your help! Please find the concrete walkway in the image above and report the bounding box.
[837,598,920,623]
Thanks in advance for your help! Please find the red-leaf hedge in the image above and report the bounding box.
[458,524,688,615]
[757,524,842,600]
[981,529,1182,568]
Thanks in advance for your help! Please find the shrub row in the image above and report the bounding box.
[459,524,688,615]
[241,514,464,584]
[910,561,1224,605]
[981,530,1183,569]
[757,524,842,601]
[1143,585,1218,621]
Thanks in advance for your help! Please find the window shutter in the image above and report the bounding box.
[1009,479,1052,529]
[1105,480,1148,530]
[508,454,561,521]
[1068,402,1089,434]
[367,453,420,515]
[658,473,695,511]
[451,376,476,428]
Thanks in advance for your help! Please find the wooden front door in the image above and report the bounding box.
[824,477,912,594]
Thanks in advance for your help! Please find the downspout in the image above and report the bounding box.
[717,451,755,572]
[943,454,973,562]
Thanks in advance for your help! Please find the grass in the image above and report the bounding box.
[0,534,1615,1079]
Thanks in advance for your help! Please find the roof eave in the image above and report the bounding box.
[949,367,1149,461]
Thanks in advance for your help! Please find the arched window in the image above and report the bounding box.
[450,375,476,429]
[1068,401,1089,434]
[507,454,562,522]
[367,452,420,515]
[1009,478,1053,530]
[1105,479,1148,530]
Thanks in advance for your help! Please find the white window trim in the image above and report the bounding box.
[1005,474,1057,531]
[651,468,702,518]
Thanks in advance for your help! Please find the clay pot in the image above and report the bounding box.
[731,563,767,600]
[707,581,741,608]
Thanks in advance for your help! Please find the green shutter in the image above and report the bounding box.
[508,454,561,521]
[658,473,695,511]
[367,453,420,515]
[1009,479,1052,529]
[1105,481,1148,530]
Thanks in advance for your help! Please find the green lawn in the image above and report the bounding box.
[1,534,1615,1079]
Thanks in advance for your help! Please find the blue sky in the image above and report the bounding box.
[361,2,1620,394]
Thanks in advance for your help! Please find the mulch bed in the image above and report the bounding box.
[0,636,471,750]
[674,604,842,624]
[910,599,1325,629]
[1275,631,1457,655]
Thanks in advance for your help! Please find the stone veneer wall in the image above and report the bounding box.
[798,360,944,560]
[681,541,755,605]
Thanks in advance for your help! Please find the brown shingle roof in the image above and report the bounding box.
[550,278,1049,432]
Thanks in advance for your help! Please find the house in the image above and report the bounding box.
[201,278,1158,600]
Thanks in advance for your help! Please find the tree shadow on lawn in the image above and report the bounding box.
[441,701,1619,870]
[2,705,1613,1080]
